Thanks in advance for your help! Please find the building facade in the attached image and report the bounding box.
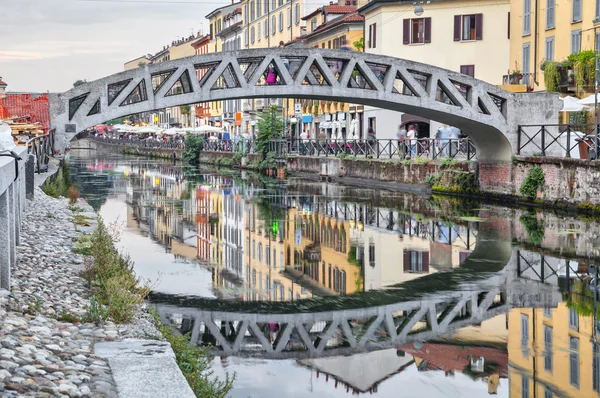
[359,0,510,140]
[509,0,600,92]
[191,34,212,126]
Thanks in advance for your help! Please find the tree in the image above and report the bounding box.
[73,79,87,88]
[255,105,284,158]
[353,37,364,52]
[138,61,147,68]
[182,134,204,163]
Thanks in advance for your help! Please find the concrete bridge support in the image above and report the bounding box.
[0,146,29,290]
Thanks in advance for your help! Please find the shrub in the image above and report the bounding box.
[182,134,205,163]
[520,212,545,245]
[520,165,545,199]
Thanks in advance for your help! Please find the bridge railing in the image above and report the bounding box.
[517,123,599,160]
[87,135,476,161]
[26,129,55,174]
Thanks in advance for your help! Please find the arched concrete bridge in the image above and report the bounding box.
[49,49,561,161]
[152,238,560,360]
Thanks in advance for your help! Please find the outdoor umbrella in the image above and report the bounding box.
[561,96,590,112]
[578,94,600,106]
[137,126,162,134]
[193,125,225,134]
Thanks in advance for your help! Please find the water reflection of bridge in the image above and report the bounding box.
[153,239,561,360]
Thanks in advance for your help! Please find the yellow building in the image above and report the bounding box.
[206,2,243,126]
[286,10,364,139]
[124,55,152,71]
[509,0,599,92]
[508,303,600,397]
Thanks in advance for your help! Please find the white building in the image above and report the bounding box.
[358,0,510,140]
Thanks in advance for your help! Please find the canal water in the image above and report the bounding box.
[67,150,600,398]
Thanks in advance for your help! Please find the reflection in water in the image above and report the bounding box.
[67,151,600,397]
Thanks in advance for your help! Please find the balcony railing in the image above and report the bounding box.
[502,72,535,88]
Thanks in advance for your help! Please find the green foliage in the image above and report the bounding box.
[256,105,284,158]
[259,152,277,171]
[440,157,457,167]
[519,165,545,199]
[42,161,71,198]
[424,174,438,185]
[451,171,477,192]
[151,310,235,397]
[353,37,364,52]
[80,217,149,324]
[73,234,93,255]
[543,61,560,92]
[180,104,191,115]
[337,152,348,159]
[232,150,247,166]
[519,212,545,245]
[182,134,205,163]
[73,79,87,88]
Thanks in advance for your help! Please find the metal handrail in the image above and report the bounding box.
[26,129,55,173]
[517,123,598,159]
[89,135,477,161]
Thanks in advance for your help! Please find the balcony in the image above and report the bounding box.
[500,73,534,93]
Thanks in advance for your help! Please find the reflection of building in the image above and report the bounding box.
[508,303,600,398]
[400,343,508,394]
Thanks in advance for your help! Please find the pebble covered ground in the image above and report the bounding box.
[0,188,161,397]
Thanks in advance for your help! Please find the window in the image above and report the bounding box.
[521,376,529,398]
[278,0,283,6]
[543,307,552,317]
[543,326,552,372]
[218,19,221,33]
[546,0,555,29]
[545,37,554,61]
[454,14,483,41]
[257,0,261,17]
[521,314,529,348]
[368,23,377,48]
[273,249,276,268]
[569,308,579,329]
[597,0,600,20]
[252,240,255,259]
[251,26,255,44]
[311,17,317,32]
[523,0,531,35]
[258,243,263,261]
[264,20,269,37]
[403,18,431,45]
[258,23,261,41]
[271,16,276,35]
[295,4,300,24]
[271,0,275,10]
[279,12,283,31]
[369,243,375,267]
[544,388,552,398]
[571,30,582,54]
[265,247,270,265]
[250,1,255,21]
[460,65,475,77]
[287,7,291,27]
[522,42,531,86]
[572,0,582,22]
[570,337,579,387]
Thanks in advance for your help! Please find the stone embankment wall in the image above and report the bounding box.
[0,146,30,290]
[479,157,600,208]
[74,139,182,160]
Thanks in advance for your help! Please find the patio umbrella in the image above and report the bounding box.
[193,125,224,134]
[561,96,590,112]
[137,126,162,134]
[578,94,600,106]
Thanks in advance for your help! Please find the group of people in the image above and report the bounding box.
[393,123,463,158]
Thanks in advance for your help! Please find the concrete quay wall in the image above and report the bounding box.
[0,146,31,290]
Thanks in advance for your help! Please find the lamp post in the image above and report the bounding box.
[595,29,599,160]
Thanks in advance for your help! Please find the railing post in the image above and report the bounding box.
[566,127,571,158]
[517,126,522,155]
[541,126,546,156]
[467,139,471,160]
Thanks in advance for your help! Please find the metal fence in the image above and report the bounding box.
[27,129,55,173]
[89,136,476,161]
[517,124,599,160]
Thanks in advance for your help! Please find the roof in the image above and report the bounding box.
[299,12,364,41]
[0,79,6,87]
[302,4,356,20]
[357,0,423,15]
[205,1,242,19]
[124,55,152,65]
[191,34,211,48]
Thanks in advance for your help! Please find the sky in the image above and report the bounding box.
[0,0,224,93]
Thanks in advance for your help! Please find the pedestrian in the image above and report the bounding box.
[436,124,449,157]
[367,127,376,157]
[300,129,308,155]
[406,124,417,158]
[446,125,461,157]
[266,66,277,85]
[396,124,407,158]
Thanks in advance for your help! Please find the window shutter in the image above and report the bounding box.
[475,14,483,40]
[508,12,511,39]
[424,17,431,43]
[403,250,411,271]
[373,23,377,48]
[454,15,461,41]
[403,19,410,44]
[422,251,429,273]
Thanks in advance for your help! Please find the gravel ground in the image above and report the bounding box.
[0,188,161,397]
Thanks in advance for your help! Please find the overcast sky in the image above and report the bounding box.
[0,0,224,93]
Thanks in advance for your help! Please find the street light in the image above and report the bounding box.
[414,4,424,16]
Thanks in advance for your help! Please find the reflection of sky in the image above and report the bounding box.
[210,356,508,398]
[99,198,215,298]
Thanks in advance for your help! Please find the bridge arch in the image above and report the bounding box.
[49,48,561,161]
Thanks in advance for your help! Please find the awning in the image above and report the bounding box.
[319,121,331,129]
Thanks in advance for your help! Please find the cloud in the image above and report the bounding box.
[0,0,219,92]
